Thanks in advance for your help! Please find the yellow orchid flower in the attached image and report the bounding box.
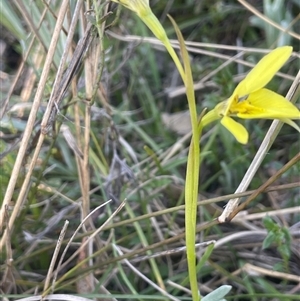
[111,0,185,79]
[202,46,300,144]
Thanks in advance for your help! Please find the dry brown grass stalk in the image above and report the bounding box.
[0,0,71,250]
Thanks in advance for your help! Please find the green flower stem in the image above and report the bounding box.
[139,12,185,81]
[113,2,203,299]
[169,15,201,301]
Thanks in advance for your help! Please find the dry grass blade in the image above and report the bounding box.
[1,37,38,120]
[0,0,70,250]
[49,199,126,293]
[233,206,300,222]
[131,241,216,262]
[42,0,91,134]
[50,201,111,283]
[13,1,48,53]
[43,220,69,294]
[61,125,84,160]
[241,263,300,283]
[113,244,181,301]
[15,295,95,301]
[229,152,300,220]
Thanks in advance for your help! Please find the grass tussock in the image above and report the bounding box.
[0,0,299,300]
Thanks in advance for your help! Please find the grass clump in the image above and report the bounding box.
[0,0,299,300]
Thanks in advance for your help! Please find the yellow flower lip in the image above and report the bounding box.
[202,46,300,144]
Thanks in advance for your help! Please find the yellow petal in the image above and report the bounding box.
[280,118,300,132]
[235,46,293,96]
[221,116,249,144]
[236,89,300,119]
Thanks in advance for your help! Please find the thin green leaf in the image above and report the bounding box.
[169,15,201,301]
